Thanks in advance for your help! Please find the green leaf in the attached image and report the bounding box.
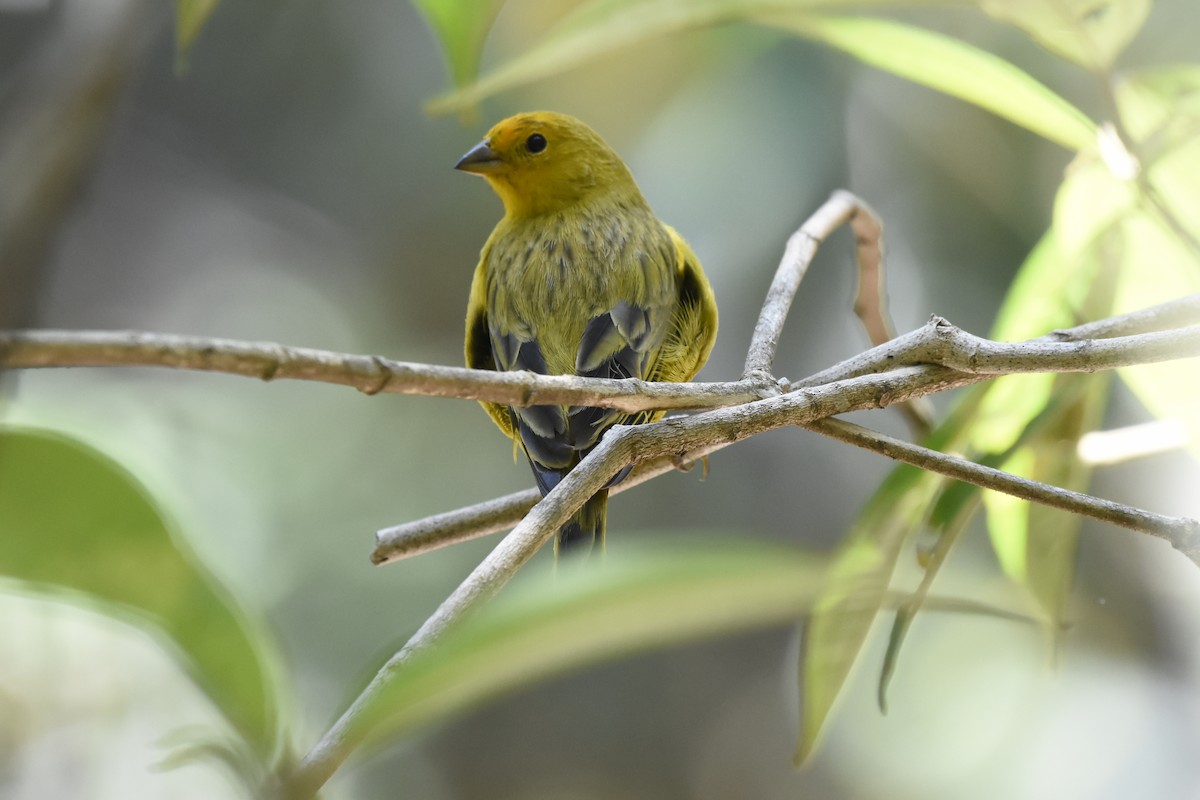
[797,401,991,762]
[973,231,1097,454]
[987,219,1122,636]
[761,15,1096,150]
[412,0,508,89]
[1113,69,1200,457]
[877,486,977,710]
[1054,67,1200,458]
[176,0,221,69]
[339,538,824,755]
[0,428,278,757]
[1110,215,1200,457]
[426,0,978,115]
[979,0,1152,71]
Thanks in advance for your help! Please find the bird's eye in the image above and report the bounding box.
[525,133,547,154]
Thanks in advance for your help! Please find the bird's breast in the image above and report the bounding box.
[485,207,675,374]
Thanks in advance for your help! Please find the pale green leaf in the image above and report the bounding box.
[972,231,1097,454]
[983,218,1122,630]
[979,0,1152,71]
[1049,67,1200,457]
[426,0,978,115]
[0,428,278,756]
[176,0,220,68]
[760,15,1096,150]
[344,538,824,754]
[988,373,1110,637]
[413,0,508,89]
[1111,218,1200,456]
[797,403,987,762]
[1111,68,1200,455]
[1055,150,1139,261]
[877,478,977,711]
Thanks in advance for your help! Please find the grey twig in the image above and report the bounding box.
[372,440,725,564]
[0,328,768,411]
[806,417,1200,565]
[744,190,868,380]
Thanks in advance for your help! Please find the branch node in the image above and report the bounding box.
[359,356,391,396]
[258,347,284,382]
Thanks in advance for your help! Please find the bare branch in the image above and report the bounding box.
[372,440,728,564]
[794,309,1200,389]
[0,329,768,412]
[743,191,866,379]
[846,193,893,349]
[927,318,1200,375]
[1050,291,1200,340]
[806,418,1200,565]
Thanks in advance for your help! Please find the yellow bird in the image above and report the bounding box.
[457,111,717,555]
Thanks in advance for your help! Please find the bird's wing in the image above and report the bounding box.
[652,226,718,385]
[465,256,518,440]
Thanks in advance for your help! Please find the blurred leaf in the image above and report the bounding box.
[873,378,1063,710]
[1112,68,1200,457]
[176,0,220,68]
[986,221,1121,637]
[966,231,1094,614]
[796,402,994,762]
[1055,147,1139,261]
[1111,216,1200,456]
[1052,67,1200,457]
[413,0,508,89]
[871,231,1106,714]
[977,221,1111,638]
[979,0,1151,71]
[0,428,278,757]
[877,479,977,711]
[426,0,977,114]
[341,538,824,754]
[762,15,1096,150]
[985,373,1109,635]
[971,231,1098,455]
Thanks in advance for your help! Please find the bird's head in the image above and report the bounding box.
[455,111,638,219]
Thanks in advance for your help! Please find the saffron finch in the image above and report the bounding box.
[457,111,717,554]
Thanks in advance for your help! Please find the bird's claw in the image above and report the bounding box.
[672,453,710,480]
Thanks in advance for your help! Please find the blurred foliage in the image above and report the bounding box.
[411,0,509,90]
[9,0,1200,795]
[175,0,220,68]
[0,428,279,764]
[348,539,824,755]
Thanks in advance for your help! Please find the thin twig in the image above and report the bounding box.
[1049,291,1200,341]
[836,192,933,436]
[0,329,768,412]
[372,440,727,563]
[806,417,1200,565]
[743,191,863,379]
[794,304,1200,389]
[846,192,893,349]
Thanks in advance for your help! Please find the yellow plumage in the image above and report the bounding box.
[457,111,717,554]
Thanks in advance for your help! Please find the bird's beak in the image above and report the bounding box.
[455,140,502,174]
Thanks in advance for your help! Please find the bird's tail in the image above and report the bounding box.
[554,489,608,556]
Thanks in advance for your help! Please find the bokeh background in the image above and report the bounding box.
[3,0,1200,797]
